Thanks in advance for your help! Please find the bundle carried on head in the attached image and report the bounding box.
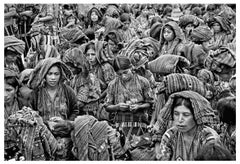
[148,54,190,74]
[5,36,26,55]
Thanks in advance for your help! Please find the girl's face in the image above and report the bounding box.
[4,82,17,104]
[86,48,97,65]
[67,16,76,24]
[212,22,221,33]
[163,26,175,41]
[46,66,61,88]
[173,105,196,133]
[91,11,99,22]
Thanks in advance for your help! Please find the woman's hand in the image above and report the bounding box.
[129,104,140,112]
[118,103,129,112]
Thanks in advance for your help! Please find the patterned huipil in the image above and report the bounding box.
[36,84,68,122]
[106,73,154,131]
[70,73,101,116]
[157,125,221,160]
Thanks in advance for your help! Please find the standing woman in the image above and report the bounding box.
[105,55,154,140]
[154,91,221,160]
[28,58,79,160]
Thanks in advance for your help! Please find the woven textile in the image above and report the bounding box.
[7,106,58,160]
[28,58,72,89]
[148,54,190,74]
[191,25,213,42]
[71,115,124,160]
[4,36,25,55]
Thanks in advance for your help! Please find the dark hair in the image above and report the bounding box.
[163,25,176,39]
[84,42,95,54]
[217,96,236,125]
[5,76,19,89]
[195,143,234,160]
[120,13,131,23]
[113,55,132,72]
[46,63,62,80]
[172,97,194,119]
[5,49,25,73]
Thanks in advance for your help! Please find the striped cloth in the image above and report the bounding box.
[72,115,124,160]
[163,73,207,97]
[148,54,190,74]
[4,36,25,55]
[155,91,218,140]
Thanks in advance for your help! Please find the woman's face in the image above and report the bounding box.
[86,48,97,65]
[91,11,99,22]
[46,66,61,88]
[4,82,17,104]
[173,105,196,133]
[185,23,194,36]
[117,68,132,82]
[163,26,175,41]
[67,16,75,24]
[212,22,221,33]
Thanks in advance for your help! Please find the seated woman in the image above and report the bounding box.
[153,90,221,160]
[105,55,154,141]
[28,57,80,160]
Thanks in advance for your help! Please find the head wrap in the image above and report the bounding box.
[148,54,190,74]
[209,16,231,33]
[28,58,72,89]
[167,7,183,22]
[4,68,19,79]
[150,22,163,41]
[179,14,203,29]
[105,4,120,18]
[87,7,103,22]
[157,91,217,137]
[4,36,25,55]
[191,25,213,42]
[120,13,131,23]
[197,69,215,84]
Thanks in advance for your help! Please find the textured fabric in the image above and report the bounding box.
[204,47,236,73]
[37,84,68,122]
[179,14,203,29]
[28,58,72,89]
[71,115,125,160]
[62,27,89,44]
[4,36,26,55]
[148,54,190,74]
[7,106,58,160]
[155,91,217,140]
[191,25,213,42]
[210,16,231,33]
[150,22,162,41]
[157,125,221,160]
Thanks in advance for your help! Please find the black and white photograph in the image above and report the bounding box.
[3,1,237,161]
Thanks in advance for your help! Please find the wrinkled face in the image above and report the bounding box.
[163,26,175,41]
[46,66,61,88]
[4,82,17,104]
[91,11,99,22]
[86,48,97,65]
[173,105,196,133]
[212,22,221,33]
[117,68,132,82]
[122,21,130,31]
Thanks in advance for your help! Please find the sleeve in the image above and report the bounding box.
[76,85,89,103]
[105,80,115,106]
[64,85,80,120]
[102,63,116,87]
[140,76,154,104]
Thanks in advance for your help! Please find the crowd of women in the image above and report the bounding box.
[4,3,236,161]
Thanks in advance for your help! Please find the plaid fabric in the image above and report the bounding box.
[156,91,218,139]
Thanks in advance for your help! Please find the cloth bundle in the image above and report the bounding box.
[191,25,213,42]
[5,36,26,55]
[7,106,58,160]
[148,54,190,74]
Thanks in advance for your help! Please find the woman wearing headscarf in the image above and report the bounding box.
[62,48,101,117]
[159,21,184,56]
[105,55,154,141]
[207,16,232,51]
[82,40,116,96]
[28,58,79,160]
[154,91,221,160]
[86,6,103,32]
